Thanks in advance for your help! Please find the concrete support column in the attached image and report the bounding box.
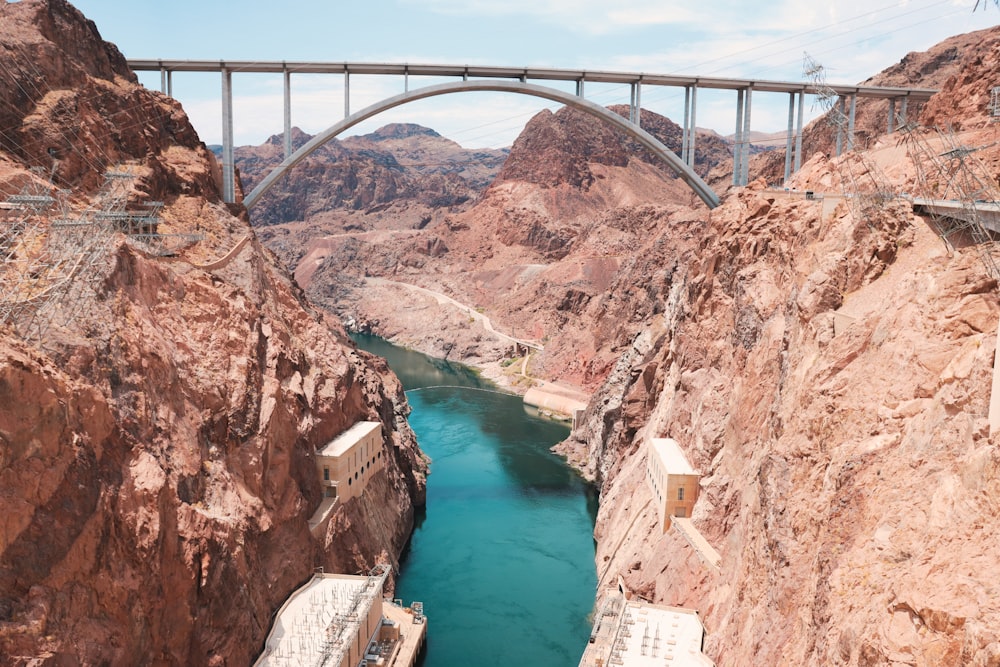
[344,70,350,119]
[784,92,795,184]
[221,67,235,204]
[404,67,409,93]
[160,66,168,95]
[688,85,697,168]
[795,91,804,172]
[167,71,173,97]
[682,86,691,165]
[741,86,753,186]
[900,97,909,126]
[282,67,292,160]
[635,82,642,128]
[733,88,745,187]
[847,94,856,151]
[576,79,585,97]
[835,96,845,157]
[629,83,637,124]
[887,97,896,134]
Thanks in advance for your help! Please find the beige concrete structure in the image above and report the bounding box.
[671,517,722,575]
[254,568,426,667]
[316,421,384,504]
[645,438,700,532]
[579,594,714,667]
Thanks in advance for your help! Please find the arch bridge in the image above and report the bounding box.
[127,59,938,209]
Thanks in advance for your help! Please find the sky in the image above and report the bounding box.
[66,0,999,149]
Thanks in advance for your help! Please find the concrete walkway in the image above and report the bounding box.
[672,517,722,574]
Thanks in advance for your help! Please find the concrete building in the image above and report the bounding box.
[645,437,700,532]
[254,566,426,667]
[579,594,714,667]
[316,421,384,504]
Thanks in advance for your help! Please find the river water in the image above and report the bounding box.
[353,335,598,667]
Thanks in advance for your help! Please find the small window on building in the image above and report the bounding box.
[355,472,359,481]
[348,477,352,486]
[323,467,330,481]
[677,487,685,501]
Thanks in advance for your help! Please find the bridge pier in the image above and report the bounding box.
[576,78,584,98]
[283,66,292,160]
[784,93,795,184]
[733,87,752,187]
[221,66,235,204]
[159,66,172,97]
[782,90,806,183]
[629,82,642,126]
[681,85,700,168]
[795,91,804,173]
[847,94,856,151]
[835,96,845,156]
[344,70,350,118]
[887,97,896,134]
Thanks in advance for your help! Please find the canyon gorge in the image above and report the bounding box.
[1,0,1000,664]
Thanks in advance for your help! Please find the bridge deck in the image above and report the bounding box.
[128,59,937,100]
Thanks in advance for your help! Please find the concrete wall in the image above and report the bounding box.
[646,441,700,532]
[316,421,384,503]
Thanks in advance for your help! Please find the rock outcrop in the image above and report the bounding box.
[0,1,426,664]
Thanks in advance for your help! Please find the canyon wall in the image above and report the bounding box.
[0,1,425,664]
[563,28,1000,665]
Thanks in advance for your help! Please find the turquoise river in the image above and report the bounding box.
[353,335,598,667]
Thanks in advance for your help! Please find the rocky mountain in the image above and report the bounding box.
[0,1,425,664]
[235,123,508,232]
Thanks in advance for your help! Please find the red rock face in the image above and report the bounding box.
[0,1,426,664]
[562,27,1000,665]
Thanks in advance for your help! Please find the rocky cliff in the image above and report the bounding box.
[0,1,425,664]
[561,25,1000,666]
[293,104,725,390]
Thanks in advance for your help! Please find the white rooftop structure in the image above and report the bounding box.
[318,421,381,458]
[254,569,388,667]
[613,602,713,666]
[650,438,697,475]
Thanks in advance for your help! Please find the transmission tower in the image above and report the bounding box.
[803,53,896,225]
[901,124,1000,281]
[0,165,199,342]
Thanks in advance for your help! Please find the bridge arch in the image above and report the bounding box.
[243,80,720,209]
